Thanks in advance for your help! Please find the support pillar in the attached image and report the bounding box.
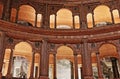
[110,9,115,24]
[0,32,6,79]
[74,54,78,79]
[53,54,57,79]
[79,14,81,29]
[6,49,14,79]
[2,0,13,21]
[54,14,57,29]
[81,38,93,79]
[35,66,38,78]
[96,52,103,79]
[80,67,84,79]
[110,57,120,78]
[72,15,75,29]
[39,40,49,79]
[92,12,95,27]
[29,52,35,79]
[71,62,74,79]
[35,12,38,27]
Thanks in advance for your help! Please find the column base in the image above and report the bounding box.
[0,72,2,79]
[39,76,49,79]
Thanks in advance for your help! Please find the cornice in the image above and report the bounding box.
[0,20,120,43]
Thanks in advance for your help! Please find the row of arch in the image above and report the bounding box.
[2,41,119,78]
[0,4,120,29]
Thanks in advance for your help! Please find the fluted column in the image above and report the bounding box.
[110,9,115,24]
[72,15,75,29]
[110,57,119,78]
[81,38,93,79]
[92,12,95,27]
[6,49,14,79]
[35,12,38,27]
[0,32,6,79]
[29,52,35,79]
[39,40,49,79]
[53,54,57,79]
[54,14,57,29]
[74,54,78,79]
[96,52,103,79]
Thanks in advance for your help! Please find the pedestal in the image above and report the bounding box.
[39,76,49,79]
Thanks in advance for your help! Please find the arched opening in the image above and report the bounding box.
[99,43,120,78]
[37,14,42,27]
[57,46,73,79]
[112,9,120,24]
[75,15,80,29]
[94,5,112,26]
[57,9,72,28]
[87,13,93,28]
[77,55,82,79]
[18,5,35,26]
[91,52,98,79]
[49,54,54,79]
[34,53,40,78]
[2,49,11,76]
[14,42,32,78]
[50,14,55,29]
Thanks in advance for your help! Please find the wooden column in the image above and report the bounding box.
[0,32,6,79]
[73,15,75,29]
[35,12,38,27]
[54,14,57,29]
[39,40,49,79]
[81,38,93,79]
[92,12,95,27]
[6,49,13,79]
[15,7,19,23]
[110,9,115,24]
[74,54,78,79]
[110,57,120,78]
[53,54,57,79]
[29,52,35,79]
[96,52,103,79]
